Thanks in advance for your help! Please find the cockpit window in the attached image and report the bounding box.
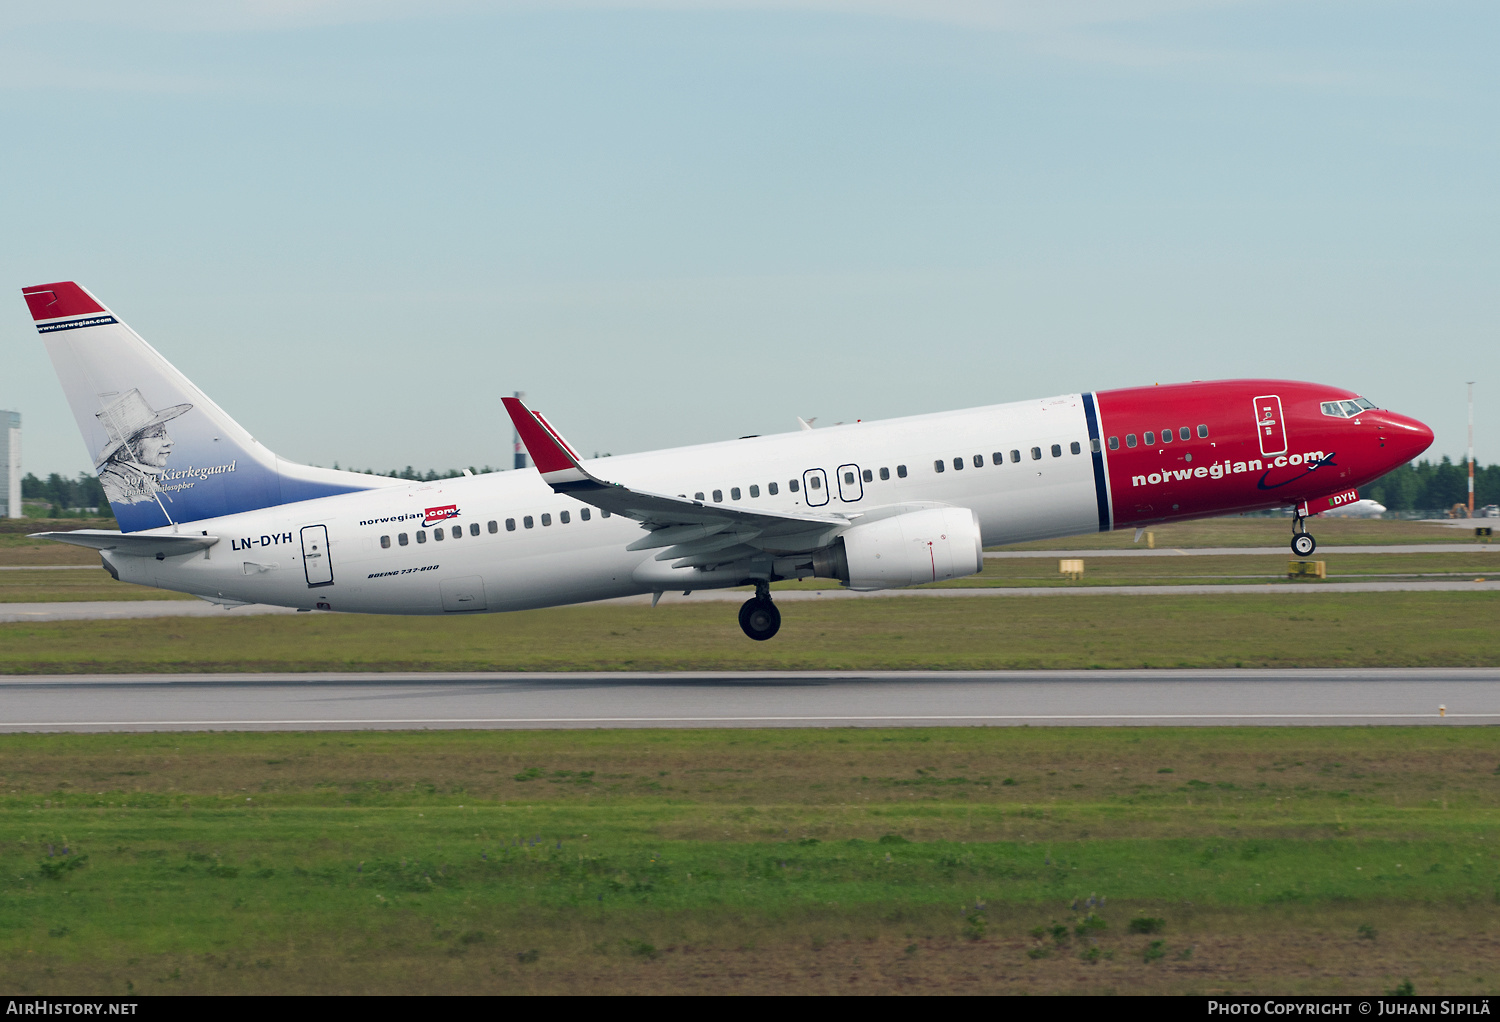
[1321,399,1377,419]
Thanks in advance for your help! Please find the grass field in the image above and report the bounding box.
[7,550,1499,604]
[0,521,116,567]
[0,569,195,603]
[996,517,1480,550]
[2,591,1499,673]
[2,727,1496,994]
[965,551,1500,587]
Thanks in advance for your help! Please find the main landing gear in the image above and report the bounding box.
[1291,514,1317,557]
[738,581,781,641]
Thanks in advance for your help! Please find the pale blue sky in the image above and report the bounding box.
[3,1,1495,475]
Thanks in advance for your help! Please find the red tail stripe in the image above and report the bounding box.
[21,281,104,321]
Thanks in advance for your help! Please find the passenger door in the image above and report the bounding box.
[300,525,334,588]
[1253,395,1287,457]
[836,463,863,502]
[802,468,829,507]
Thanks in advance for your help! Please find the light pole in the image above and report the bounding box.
[1467,382,1475,516]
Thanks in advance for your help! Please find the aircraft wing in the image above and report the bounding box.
[502,397,852,566]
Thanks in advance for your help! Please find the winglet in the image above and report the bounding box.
[501,396,605,492]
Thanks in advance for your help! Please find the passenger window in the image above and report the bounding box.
[486,521,496,534]
[380,535,390,549]
[416,530,427,544]
[1126,434,1137,448]
[1010,450,1020,463]
[1030,447,1042,460]
[789,479,799,492]
[934,460,945,473]
[843,472,854,485]
[1051,444,1062,458]
[399,533,409,546]
[991,452,1002,465]
[1179,427,1191,441]
[580,508,591,521]
[862,469,872,483]
[524,516,534,529]
[1072,441,1082,455]
[505,518,516,532]
[694,492,704,501]
[601,509,610,518]
[452,525,462,539]
[1161,430,1172,444]
[1144,431,1155,445]
[879,467,890,480]
[560,510,570,524]
[769,482,779,495]
[968,455,979,468]
[810,476,821,489]
[1197,424,1208,438]
[749,484,760,498]
[541,513,552,526]
[731,487,741,500]
[713,490,723,502]
[434,528,444,541]
[950,457,962,470]
[896,465,907,478]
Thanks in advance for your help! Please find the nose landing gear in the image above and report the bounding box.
[738,580,781,641]
[1290,514,1317,557]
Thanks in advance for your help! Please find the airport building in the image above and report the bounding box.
[1,410,19,518]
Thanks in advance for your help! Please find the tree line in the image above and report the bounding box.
[1360,456,1500,512]
[19,465,500,519]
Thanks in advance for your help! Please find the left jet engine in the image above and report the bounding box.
[811,506,984,591]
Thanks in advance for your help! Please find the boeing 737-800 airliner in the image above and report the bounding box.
[23,281,1433,639]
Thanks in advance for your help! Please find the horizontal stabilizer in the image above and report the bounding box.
[32,530,218,556]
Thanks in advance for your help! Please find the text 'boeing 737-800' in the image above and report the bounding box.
[22,281,1433,639]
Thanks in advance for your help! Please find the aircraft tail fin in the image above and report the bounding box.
[22,281,396,532]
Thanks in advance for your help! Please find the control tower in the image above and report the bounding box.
[0,410,18,518]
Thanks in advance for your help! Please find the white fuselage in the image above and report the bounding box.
[108,394,1100,613]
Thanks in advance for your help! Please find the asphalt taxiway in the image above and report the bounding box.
[4,576,1498,624]
[1,669,1495,732]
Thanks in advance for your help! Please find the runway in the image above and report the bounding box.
[3,577,1498,623]
[1,668,1496,732]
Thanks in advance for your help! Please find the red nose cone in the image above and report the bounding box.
[1383,413,1435,465]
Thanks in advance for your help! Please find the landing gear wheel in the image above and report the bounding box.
[1291,533,1316,557]
[738,597,781,641]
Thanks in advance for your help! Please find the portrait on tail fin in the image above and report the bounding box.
[93,389,192,505]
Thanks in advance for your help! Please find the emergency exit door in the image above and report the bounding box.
[1253,395,1287,457]
[300,525,334,587]
[802,468,829,506]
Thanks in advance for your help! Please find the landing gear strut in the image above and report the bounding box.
[1290,514,1317,557]
[738,581,781,641]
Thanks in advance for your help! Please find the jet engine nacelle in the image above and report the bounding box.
[812,506,984,591]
